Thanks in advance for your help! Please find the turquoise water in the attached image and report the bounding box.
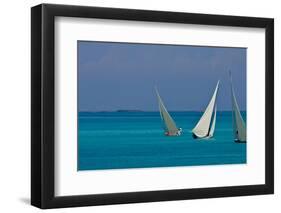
[78,111,246,171]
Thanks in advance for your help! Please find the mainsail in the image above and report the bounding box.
[192,81,219,139]
[155,88,180,136]
[229,71,246,143]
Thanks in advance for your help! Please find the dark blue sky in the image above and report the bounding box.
[78,41,246,111]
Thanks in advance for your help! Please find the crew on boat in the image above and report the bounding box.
[177,128,182,136]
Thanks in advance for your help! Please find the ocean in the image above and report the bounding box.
[78,111,246,171]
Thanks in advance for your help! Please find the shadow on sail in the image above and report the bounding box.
[192,81,220,139]
[229,71,246,143]
[155,87,182,136]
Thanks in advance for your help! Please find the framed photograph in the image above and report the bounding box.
[31,4,274,209]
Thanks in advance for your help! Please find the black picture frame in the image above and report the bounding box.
[31,3,274,209]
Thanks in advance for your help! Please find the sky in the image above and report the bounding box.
[78,41,246,112]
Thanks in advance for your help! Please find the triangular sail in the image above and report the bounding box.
[229,72,246,142]
[192,81,219,138]
[155,89,179,135]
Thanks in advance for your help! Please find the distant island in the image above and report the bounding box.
[116,109,143,112]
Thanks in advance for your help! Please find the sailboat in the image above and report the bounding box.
[155,88,182,136]
[192,81,219,139]
[229,71,246,143]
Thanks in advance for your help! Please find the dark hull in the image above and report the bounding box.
[235,139,246,143]
[192,133,198,139]
[192,133,211,139]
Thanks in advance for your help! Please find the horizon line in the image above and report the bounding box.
[79,110,247,112]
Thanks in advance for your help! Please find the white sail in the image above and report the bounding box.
[155,88,179,135]
[230,72,246,142]
[192,81,219,138]
[208,105,217,137]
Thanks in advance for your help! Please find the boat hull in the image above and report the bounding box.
[192,133,212,139]
[234,139,246,143]
[192,133,198,139]
[165,134,179,137]
[165,129,182,136]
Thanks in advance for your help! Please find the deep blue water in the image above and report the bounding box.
[78,111,246,171]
